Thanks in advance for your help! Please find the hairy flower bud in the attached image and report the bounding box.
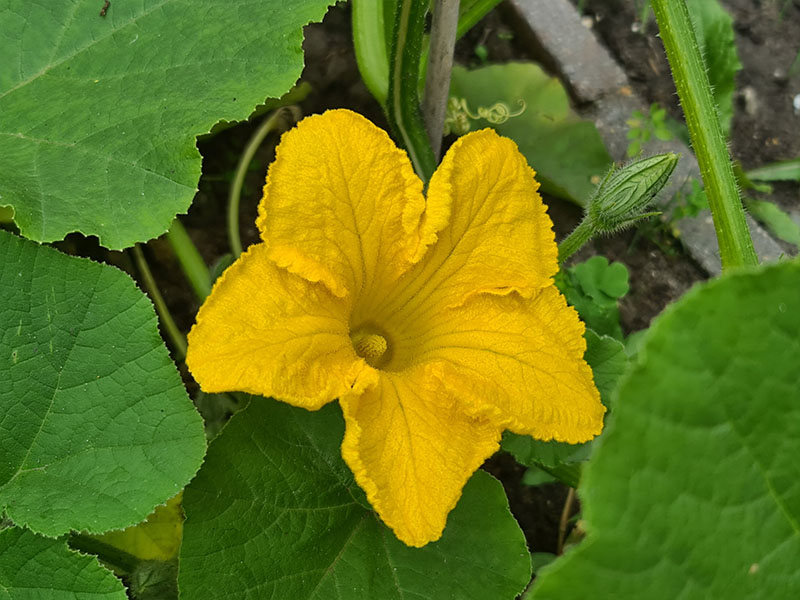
[587,153,679,234]
[558,153,679,264]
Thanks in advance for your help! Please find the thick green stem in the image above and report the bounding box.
[166,219,210,301]
[132,245,188,360]
[387,0,437,181]
[352,0,390,105]
[652,0,757,270]
[228,108,296,257]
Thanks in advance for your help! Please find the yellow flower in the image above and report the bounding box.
[186,109,605,547]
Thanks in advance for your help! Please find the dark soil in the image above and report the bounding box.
[48,0,798,572]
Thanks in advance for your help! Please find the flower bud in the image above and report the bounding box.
[587,153,679,234]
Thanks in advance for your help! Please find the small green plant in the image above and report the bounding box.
[473,42,489,63]
[626,103,674,157]
[634,0,654,29]
[556,256,630,340]
[670,177,710,221]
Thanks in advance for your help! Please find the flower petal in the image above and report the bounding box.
[366,128,557,323]
[340,367,501,547]
[257,109,446,299]
[416,287,605,443]
[186,243,377,408]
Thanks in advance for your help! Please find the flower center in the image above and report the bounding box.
[350,326,391,368]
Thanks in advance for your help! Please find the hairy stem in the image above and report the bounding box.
[557,219,593,265]
[652,0,757,269]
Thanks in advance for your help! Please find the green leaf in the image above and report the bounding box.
[685,0,742,136]
[745,199,800,250]
[0,0,333,249]
[521,467,557,487]
[558,257,629,339]
[583,330,628,406]
[573,256,630,300]
[0,527,126,599]
[0,231,206,536]
[127,561,178,600]
[531,259,800,599]
[746,158,800,183]
[502,331,627,482]
[529,553,557,576]
[179,399,531,599]
[449,63,612,204]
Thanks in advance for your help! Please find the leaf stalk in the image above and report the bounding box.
[166,219,211,301]
[228,107,298,258]
[131,245,188,360]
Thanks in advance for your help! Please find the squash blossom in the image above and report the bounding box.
[186,109,605,547]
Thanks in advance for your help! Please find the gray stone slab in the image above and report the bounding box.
[506,0,784,275]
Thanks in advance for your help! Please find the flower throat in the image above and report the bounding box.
[351,327,391,368]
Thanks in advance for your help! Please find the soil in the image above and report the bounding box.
[46,0,800,577]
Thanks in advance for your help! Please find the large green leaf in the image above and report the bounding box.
[0,231,206,536]
[0,527,126,599]
[179,398,531,600]
[531,259,800,598]
[448,63,612,204]
[0,0,333,249]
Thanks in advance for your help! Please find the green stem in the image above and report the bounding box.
[132,245,188,360]
[166,219,210,301]
[228,108,295,257]
[352,0,390,106]
[651,0,757,270]
[387,0,437,181]
[557,219,593,265]
[68,533,140,575]
[456,0,502,38]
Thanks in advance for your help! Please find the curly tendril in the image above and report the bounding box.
[443,97,526,135]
